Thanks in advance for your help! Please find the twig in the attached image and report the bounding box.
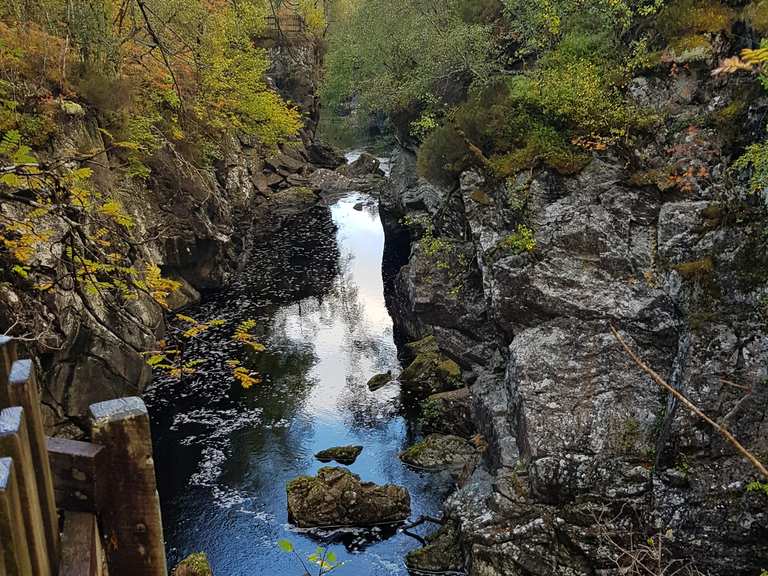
[610,325,768,479]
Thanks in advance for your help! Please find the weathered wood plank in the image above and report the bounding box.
[0,337,16,400]
[0,457,32,576]
[60,511,109,576]
[90,397,167,576]
[0,408,52,576]
[47,436,105,513]
[7,361,59,568]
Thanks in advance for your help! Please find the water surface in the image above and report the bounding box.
[147,192,449,575]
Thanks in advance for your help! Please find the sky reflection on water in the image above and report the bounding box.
[147,193,450,576]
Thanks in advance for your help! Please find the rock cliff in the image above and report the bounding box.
[381,64,768,575]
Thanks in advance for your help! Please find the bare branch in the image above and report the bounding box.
[610,325,768,480]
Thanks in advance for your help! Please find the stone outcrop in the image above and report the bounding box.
[420,388,474,438]
[400,434,480,471]
[286,467,411,528]
[405,521,464,574]
[338,152,384,177]
[381,60,768,574]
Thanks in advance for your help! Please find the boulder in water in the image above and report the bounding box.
[420,388,474,438]
[367,370,394,391]
[315,445,364,465]
[174,552,213,576]
[287,467,411,528]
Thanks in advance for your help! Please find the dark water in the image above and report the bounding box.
[146,192,450,575]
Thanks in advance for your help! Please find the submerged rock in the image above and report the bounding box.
[287,467,411,528]
[174,552,213,576]
[315,445,364,465]
[367,370,394,391]
[405,521,464,574]
[400,434,479,471]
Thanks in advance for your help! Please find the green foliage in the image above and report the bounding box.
[734,141,768,193]
[322,0,499,116]
[657,0,734,40]
[277,540,345,575]
[747,481,768,497]
[498,225,537,255]
[501,0,664,56]
[0,0,301,172]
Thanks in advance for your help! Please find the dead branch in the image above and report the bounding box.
[610,325,768,480]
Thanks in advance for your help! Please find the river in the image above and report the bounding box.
[145,158,450,575]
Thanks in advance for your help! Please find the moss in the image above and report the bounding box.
[286,476,318,492]
[496,224,537,255]
[674,258,715,282]
[743,0,768,34]
[401,439,429,461]
[437,359,461,379]
[699,204,725,231]
[617,417,642,455]
[658,0,735,39]
[470,189,493,205]
[174,552,213,576]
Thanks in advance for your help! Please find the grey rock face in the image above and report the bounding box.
[400,434,480,471]
[383,64,768,575]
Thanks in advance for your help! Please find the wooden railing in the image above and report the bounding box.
[0,336,167,576]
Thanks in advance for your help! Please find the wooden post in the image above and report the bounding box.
[47,437,105,513]
[0,408,52,576]
[89,398,167,576]
[60,511,108,576]
[7,361,60,568]
[0,457,33,576]
[0,337,16,401]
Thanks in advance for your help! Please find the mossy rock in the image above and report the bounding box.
[400,336,463,399]
[400,434,479,471]
[469,189,493,206]
[287,467,410,528]
[405,521,464,574]
[405,335,440,356]
[367,370,394,391]
[420,388,474,438]
[315,445,364,465]
[174,552,213,576]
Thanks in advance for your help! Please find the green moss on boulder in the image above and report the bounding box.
[174,552,213,576]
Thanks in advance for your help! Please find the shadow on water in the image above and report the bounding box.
[146,192,451,576]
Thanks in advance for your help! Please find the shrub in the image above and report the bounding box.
[744,1,768,34]
[417,124,471,188]
[498,225,537,254]
[657,0,735,39]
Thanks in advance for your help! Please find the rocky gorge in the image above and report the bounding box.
[378,60,768,575]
